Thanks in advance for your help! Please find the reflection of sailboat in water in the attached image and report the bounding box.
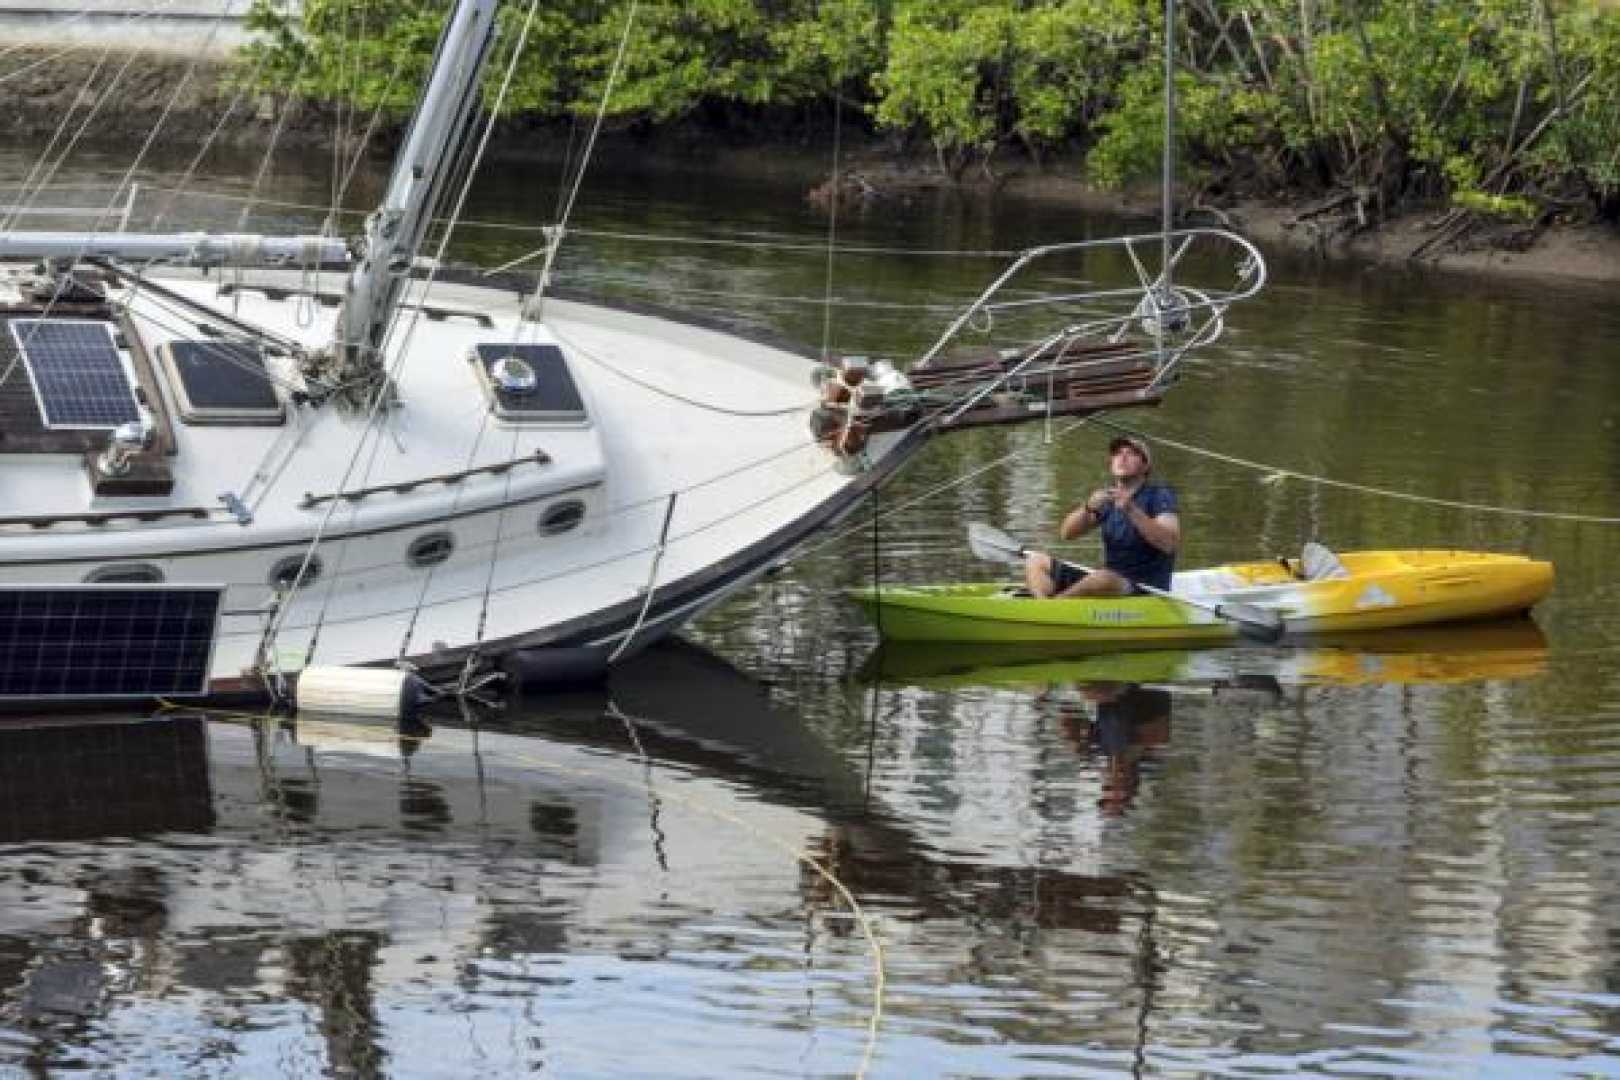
[495,639,1153,933]
[0,639,1163,1069]
[862,617,1549,692]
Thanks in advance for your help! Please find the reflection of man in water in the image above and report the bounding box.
[1078,683,1172,815]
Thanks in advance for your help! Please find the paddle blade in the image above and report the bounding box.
[966,522,1027,566]
[1215,600,1286,643]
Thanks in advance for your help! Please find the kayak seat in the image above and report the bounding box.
[1301,542,1350,581]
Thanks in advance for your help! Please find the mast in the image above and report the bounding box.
[325,0,500,400]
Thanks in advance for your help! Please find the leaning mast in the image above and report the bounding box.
[324,0,501,401]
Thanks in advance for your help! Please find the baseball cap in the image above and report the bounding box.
[1107,434,1153,473]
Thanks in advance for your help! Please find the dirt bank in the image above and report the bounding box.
[9,48,1619,285]
[827,162,1620,286]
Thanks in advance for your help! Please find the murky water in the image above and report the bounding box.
[3,140,1620,1076]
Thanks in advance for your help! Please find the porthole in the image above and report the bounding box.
[407,531,455,569]
[84,563,165,584]
[538,499,586,536]
[268,554,322,591]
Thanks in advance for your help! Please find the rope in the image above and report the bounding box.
[162,702,887,1077]
[792,416,1101,564]
[1095,418,1620,526]
[548,323,813,418]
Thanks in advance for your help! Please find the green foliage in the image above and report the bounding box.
[1452,190,1539,219]
[239,0,1620,217]
[873,0,1146,175]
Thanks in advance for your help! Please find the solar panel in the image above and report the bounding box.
[159,340,284,425]
[9,318,140,430]
[0,586,222,699]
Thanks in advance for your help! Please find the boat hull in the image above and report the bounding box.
[850,550,1555,644]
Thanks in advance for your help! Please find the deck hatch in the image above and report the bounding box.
[159,340,284,424]
[471,343,587,423]
[8,319,140,430]
[0,585,222,699]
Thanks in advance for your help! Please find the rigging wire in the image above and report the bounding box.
[2,46,141,232]
[546,323,812,418]
[234,71,311,231]
[293,0,547,668]
[0,5,239,390]
[819,89,843,360]
[529,0,640,303]
[151,29,279,228]
[329,65,404,228]
[791,416,1102,565]
[26,178,1029,261]
[1,48,111,231]
[92,9,237,231]
[0,0,185,87]
[1092,417,1620,527]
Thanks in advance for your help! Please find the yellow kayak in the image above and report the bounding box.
[850,549,1554,644]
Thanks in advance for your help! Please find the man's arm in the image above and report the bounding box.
[1124,505,1179,553]
[1059,489,1113,540]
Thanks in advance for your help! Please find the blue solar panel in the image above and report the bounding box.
[0,586,222,698]
[9,319,141,430]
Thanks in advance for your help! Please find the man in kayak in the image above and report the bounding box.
[1025,434,1180,597]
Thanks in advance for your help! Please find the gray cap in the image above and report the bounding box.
[1107,434,1153,474]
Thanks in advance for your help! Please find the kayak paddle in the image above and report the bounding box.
[965,521,1286,644]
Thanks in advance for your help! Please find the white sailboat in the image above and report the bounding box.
[0,0,1264,704]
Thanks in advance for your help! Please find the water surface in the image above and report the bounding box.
[1,143,1619,1076]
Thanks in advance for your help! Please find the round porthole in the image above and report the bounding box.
[538,499,586,536]
[407,531,455,568]
[268,554,322,591]
[84,563,165,584]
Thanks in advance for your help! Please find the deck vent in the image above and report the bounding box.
[159,340,285,425]
[471,343,587,424]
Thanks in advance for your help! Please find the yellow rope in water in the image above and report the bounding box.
[157,699,888,1076]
